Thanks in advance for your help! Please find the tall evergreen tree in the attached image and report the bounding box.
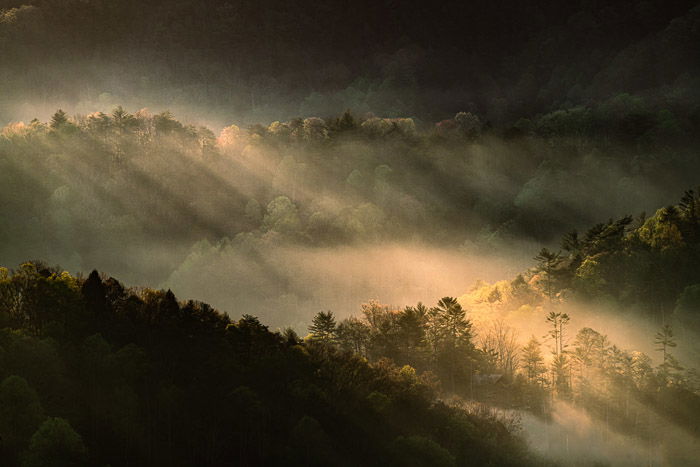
[521,337,545,385]
[533,248,563,304]
[308,310,337,343]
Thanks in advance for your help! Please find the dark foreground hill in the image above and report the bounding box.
[0,263,538,466]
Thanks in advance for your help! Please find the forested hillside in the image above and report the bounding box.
[290,192,700,464]
[473,189,700,324]
[0,263,537,466]
[0,187,699,465]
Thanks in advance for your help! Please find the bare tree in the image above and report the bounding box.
[477,320,520,379]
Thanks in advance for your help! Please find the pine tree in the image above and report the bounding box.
[521,336,545,384]
[533,248,563,304]
[655,324,682,385]
[655,324,677,365]
[545,311,570,394]
[426,297,473,390]
[81,270,108,332]
[49,109,68,129]
[337,110,356,131]
[308,311,337,343]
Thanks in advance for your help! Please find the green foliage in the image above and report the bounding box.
[426,298,472,350]
[514,190,700,318]
[21,418,87,467]
[262,196,302,235]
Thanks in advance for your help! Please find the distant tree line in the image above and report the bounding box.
[2,105,698,283]
[0,0,698,123]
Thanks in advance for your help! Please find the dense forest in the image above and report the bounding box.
[0,262,539,466]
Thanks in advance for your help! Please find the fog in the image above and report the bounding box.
[519,400,700,466]
[455,297,700,466]
[1,109,697,326]
[162,240,534,329]
[1,91,698,467]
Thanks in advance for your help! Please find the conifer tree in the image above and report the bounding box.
[308,310,337,343]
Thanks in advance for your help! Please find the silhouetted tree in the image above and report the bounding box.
[521,337,545,385]
[81,270,107,329]
[534,248,563,304]
[308,311,337,343]
[49,110,68,129]
[426,297,473,390]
